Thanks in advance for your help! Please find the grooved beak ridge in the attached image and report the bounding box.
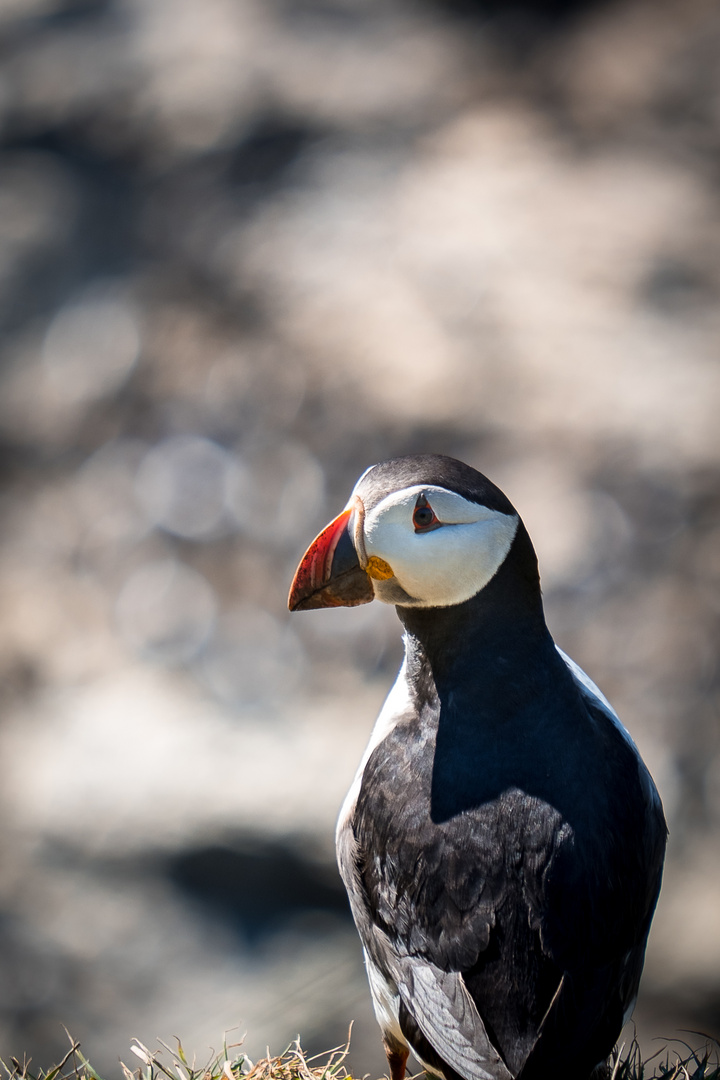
[288,506,375,611]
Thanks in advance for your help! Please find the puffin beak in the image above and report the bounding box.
[288,506,375,611]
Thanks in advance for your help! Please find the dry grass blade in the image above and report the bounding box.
[241,1030,355,1080]
[2,1028,719,1080]
[608,1033,720,1080]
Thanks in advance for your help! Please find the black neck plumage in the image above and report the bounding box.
[397,521,552,691]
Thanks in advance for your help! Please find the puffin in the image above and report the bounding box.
[287,454,666,1080]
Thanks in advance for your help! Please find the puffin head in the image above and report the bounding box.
[288,454,525,612]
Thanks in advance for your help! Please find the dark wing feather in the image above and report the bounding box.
[349,709,571,1076]
[516,695,667,1080]
[386,944,513,1080]
[517,952,640,1080]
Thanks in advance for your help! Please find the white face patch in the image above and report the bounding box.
[352,484,518,608]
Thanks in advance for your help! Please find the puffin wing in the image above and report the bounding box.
[516,947,645,1080]
[340,820,512,1080]
[386,946,513,1080]
[510,650,667,1079]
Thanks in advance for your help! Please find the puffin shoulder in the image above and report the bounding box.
[556,645,665,817]
[556,646,630,737]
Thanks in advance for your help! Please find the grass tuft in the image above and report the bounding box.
[1,1029,718,1080]
[607,1033,720,1080]
[0,1029,359,1080]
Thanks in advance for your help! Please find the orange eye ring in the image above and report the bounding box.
[413,497,439,532]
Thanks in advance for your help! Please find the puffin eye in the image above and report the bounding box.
[413,496,439,532]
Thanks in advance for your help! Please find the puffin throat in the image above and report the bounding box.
[396,521,548,685]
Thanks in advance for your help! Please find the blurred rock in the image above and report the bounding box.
[135,436,237,540]
[115,558,217,664]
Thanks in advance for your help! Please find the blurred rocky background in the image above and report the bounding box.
[0,0,719,1074]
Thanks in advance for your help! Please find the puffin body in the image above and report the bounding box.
[288,455,666,1080]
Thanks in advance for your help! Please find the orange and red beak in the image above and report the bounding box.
[288,506,374,611]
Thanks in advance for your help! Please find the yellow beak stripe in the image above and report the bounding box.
[366,556,394,581]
